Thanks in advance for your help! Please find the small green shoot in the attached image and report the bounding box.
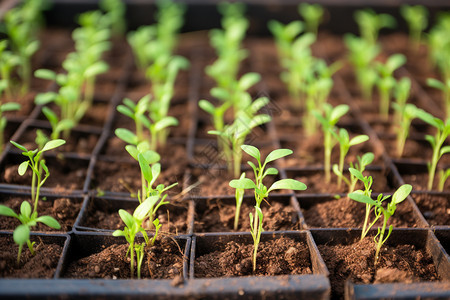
[348,153,375,194]
[438,168,450,192]
[349,184,412,265]
[229,145,306,271]
[298,3,324,36]
[314,103,349,183]
[427,77,450,119]
[400,5,428,50]
[332,129,369,189]
[233,172,246,231]
[0,80,21,150]
[354,9,396,46]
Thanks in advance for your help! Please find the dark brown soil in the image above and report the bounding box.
[0,236,62,278]
[82,201,189,235]
[0,196,81,232]
[194,236,312,277]
[294,169,393,194]
[412,194,450,226]
[301,196,418,228]
[319,237,441,299]
[92,159,184,196]
[64,237,184,280]
[2,157,87,191]
[194,198,300,232]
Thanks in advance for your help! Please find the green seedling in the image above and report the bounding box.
[393,104,421,158]
[438,168,450,192]
[0,201,60,264]
[298,3,324,36]
[10,139,66,214]
[268,19,304,67]
[354,9,396,46]
[427,77,450,119]
[113,195,159,279]
[229,145,307,271]
[233,172,246,231]
[332,128,369,189]
[206,95,271,177]
[0,41,21,99]
[3,0,48,95]
[348,152,374,194]
[414,110,450,190]
[314,103,350,183]
[428,15,450,82]
[344,34,379,101]
[349,184,412,265]
[400,5,428,50]
[0,80,21,150]
[100,0,126,37]
[376,54,406,120]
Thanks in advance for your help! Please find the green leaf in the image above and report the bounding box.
[34,69,56,81]
[36,215,61,229]
[41,139,66,152]
[265,149,293,165]
[35,92,57,105]
[18,161,28,176]
[361,153,375,166]
[241,145,260,162]
[125,145,138,160]
[0,102,21,112]
[268,179,307,192]
[330,105,349,123]
[427,78,446,91]
[0,204,18,218]
[229,178,256,189]
[20,201,32,218]
[10,140,28,152]
[115,128,138,145]
[138,153,152,183]
[84,61,109,77]
[112,230,125,237]
[117,105,134,119]
[391,184,412,205]
[348,192,378,206]
[349,135,369,146]
[238,72,260,91]
[155,116,178,131]
[264,167,278,177]
[134,196,159,220]
[42,107,58,125]
[13,224,30,246]
[118,209,134,229]
[440,146,450,157]
[55,119,75,134]
[349,168,364,181]
[198,100,216,114]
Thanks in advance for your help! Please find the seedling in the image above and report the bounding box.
[400,4,428,50]
[233,172,246,231]
[10,139,66,214]
[376,54,406,120]
[314,103,350,183]
[438,168,450,192]
[229,145,307,271]
[268,19,304,67]
[0,80,21,150]
[428,15,450,82]
[348,152,375,194]
[0,201,60,264]
[100,0,126,37]
[414,110,450,190]
[344,34,379,101]
[349,184,412,265]
[298,3,324,36]
[113,196,159,279]
[206,95,271,177]
[393,104,421,158]
[354,9,396,46]
[427,77,450,119]
[332,128,369,189]
[0,41,20,99]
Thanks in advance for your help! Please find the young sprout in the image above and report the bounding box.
[348,152,375,194]
[354,9,396,46]
[344,34,379,101]
[400,5,428,50]
[0,201,60,264]
[233,172,246,231]
[332,128,369,189]
[0,80,21,151]
[0,41,20,99]
[428,15,450,82]
[415,110,450,190]
[438,168,450,192]
[0,138,65,264]
[229,145,307,271]
[376,54,406,120]
[392,77,411,126]
[113,195,159,279]
[298,3,324,36]
[10,139,66,214]
[313,103,350,183]
[268,19,304,67]
[427,77,450,119]
[393,104,420,158]
[206,95,271,178]
[349,184,412,265]
[100,0,126,37]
